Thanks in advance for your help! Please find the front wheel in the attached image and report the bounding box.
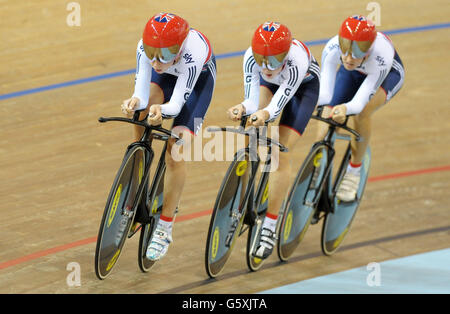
[277,144,329,261]
[321,146,371,255]
[205,151,250,278]
[95,146,147,280]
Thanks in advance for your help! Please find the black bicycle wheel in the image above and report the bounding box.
[138,167,165,272]
[246,173,269,272]
[321,146,371,255]
[205,150,250,278]
[277,144,329,261]
[95,146,147,280]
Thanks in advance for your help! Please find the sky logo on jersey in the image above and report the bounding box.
[262,22,280,32]
[154,13,175,23]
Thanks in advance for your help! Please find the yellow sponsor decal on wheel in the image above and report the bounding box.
[151,196,159,214]
[107,184,122,227]
[313,151,323,168]
[261,183,269,204]
[106,249,121,271]
[253,257,262,264]
[236,161,248,176]
[333,227,349,249]
[283,211,293,242]
[211,227,220,260]
[139,159,144,184]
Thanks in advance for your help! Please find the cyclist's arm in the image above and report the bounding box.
[161,38,208,117]
[241,48,260,115]
[263,52,309,120]
[344,49,394,115]
[318,36,340,106]
[132,39,152,110]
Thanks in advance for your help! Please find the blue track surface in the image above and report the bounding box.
[260,248,450,294]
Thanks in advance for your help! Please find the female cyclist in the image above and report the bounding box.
[121,13,216,261]
[318,15,405,201]
[227,22,320,259]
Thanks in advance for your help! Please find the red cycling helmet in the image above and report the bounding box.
[338,15,377,59]
[142,13,189,63]
[252,22,292,70]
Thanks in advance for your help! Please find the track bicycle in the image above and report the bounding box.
[277,105,371,260]
[204,115,288,278]
[94,111,181,280]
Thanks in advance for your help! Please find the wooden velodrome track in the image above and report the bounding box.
[0,0,449,294]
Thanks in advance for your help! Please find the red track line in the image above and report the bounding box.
[1,164,449,271]
[368,165,450,182]
[175,209,213,222]
[0,237,97,270]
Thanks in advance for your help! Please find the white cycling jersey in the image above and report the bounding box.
[318,32,396,114]
[132,29,213,117]
[241,40,320,120]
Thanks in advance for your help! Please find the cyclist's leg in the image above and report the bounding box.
[145,133,188,261]
[143,71,179,260]
[339,57,404,201]
[255,75,319,259]
[349,89,385,164]
[350,54,405,165]
[147,57,216,261]
[162,131,190,219]
[335,90,386,202]
[269,77,319,218]
[165,57,216,217]
[266,129,297,211]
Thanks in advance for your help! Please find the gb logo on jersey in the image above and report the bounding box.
[155,13,175,23]
[262,22,280,32]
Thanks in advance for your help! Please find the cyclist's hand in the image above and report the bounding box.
[330,105,347,124]
[148,104,162,125]
[249,110,269,127]
[227,104,246,121]
[121,97,139,116]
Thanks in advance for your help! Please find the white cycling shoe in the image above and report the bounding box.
[253,227,276,259]
[336,172,361,202]
[146,226,172,261]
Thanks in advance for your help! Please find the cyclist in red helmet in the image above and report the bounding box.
[121,13,216,261]
[318,15,404,201]
[228,22,321,259]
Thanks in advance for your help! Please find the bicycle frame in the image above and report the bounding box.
[310,108,361,215]
[98,112,178,223]
[209,116,284,229]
